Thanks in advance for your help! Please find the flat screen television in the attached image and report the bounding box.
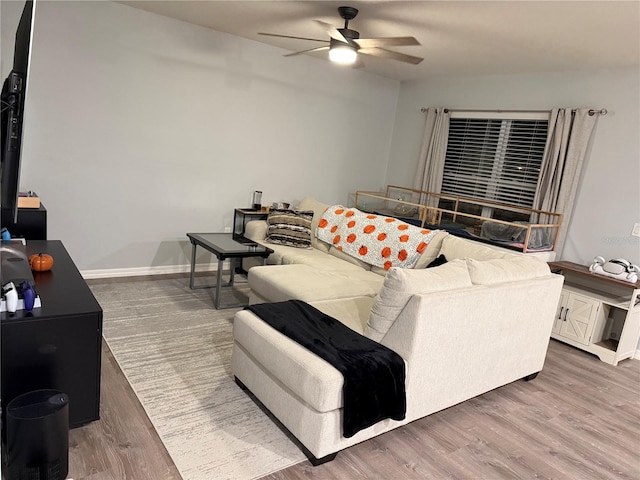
[1,0,36,225]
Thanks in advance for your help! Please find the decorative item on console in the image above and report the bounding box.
[17,190,40,209]
[589,256,639,283]
[252,191,263,210]
[271,202,291,210]
[29,252,54,272]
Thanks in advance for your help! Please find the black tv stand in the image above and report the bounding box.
[1,240,103,438]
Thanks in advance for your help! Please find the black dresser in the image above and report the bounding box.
[1,240,103,437]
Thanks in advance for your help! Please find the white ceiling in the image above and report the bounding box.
[118,1,640,82]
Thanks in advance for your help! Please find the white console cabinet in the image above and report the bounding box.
[549,261,640,366]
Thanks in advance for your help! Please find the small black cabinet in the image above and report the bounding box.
[1,204,47,240]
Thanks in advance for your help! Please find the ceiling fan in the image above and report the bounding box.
[259,6,423,66]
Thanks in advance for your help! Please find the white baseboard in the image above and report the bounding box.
[634,349,640,361]
[81,262,225,280]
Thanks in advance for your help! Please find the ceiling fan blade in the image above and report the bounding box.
[354,37,421,48]
[258,32,327,43]
[315,20,348,43]
[358,47,424,65]
[284,46,330,57]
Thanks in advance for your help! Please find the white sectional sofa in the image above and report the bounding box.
[231,197,564,464]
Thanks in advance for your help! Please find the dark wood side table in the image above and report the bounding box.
[233,208,269,236]
[1,240,103,440]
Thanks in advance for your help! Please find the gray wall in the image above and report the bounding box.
[387,69,640,266]
[2,1,399,272]
[3,1,639,272]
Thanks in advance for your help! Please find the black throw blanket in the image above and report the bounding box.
[246,300,406,438]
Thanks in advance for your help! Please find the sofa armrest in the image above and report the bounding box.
[245,220,268,241]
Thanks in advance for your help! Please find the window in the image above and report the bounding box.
[441,114,548,209]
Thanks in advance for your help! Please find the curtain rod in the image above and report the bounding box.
[420,107,608,116]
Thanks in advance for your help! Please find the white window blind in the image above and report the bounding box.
[441,116,548,207]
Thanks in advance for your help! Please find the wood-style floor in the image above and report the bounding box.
[68,299,640,480]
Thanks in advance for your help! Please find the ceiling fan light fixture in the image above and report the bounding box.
[329,44,357,65]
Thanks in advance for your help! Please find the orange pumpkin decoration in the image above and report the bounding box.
[29,252,54,272]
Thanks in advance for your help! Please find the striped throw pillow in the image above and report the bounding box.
[266,209,313,248]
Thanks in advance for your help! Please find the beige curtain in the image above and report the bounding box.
[533,108,599,255]
[413,107,450,206]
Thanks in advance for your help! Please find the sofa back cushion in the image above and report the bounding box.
[369,230,450,276]
[466,257,550,285]
[364,259,473,341]
[413,230,449,268]
[298,196,332,253]
[328,246,372,270]
[438,234,515,261]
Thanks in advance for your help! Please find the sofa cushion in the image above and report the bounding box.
[438,234,515,261]
[248,264,384,303]
[466,257,551,285]
[364,259,473,341]
[266,209,313,248]
[276,245,370,274]
[310,296,375,335]
[329,246,372,271]
[413,230,449,268]
[298,196,332,253]
[233,309,345,412]
[370,265,389,276]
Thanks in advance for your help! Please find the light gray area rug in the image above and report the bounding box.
[91,277,306,480]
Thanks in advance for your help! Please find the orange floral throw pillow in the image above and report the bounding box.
[316,205,440,269]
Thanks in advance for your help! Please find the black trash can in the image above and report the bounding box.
[5,389,69,480]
